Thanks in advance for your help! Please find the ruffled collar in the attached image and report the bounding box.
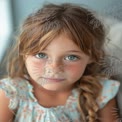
[24,79,79,111]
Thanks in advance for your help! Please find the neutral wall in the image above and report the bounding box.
[11,0,122,28]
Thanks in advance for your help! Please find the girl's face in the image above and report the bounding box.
[25,33,91,91]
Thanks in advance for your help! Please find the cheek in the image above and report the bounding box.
[66,63,87,79]
[26,59,45,75]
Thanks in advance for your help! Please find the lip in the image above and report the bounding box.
[42,77,65,82]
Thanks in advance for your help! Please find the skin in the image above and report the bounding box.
[98,98,119,122]
[0,90,14,122]
[0,33,119,121]
[25,33,91,93]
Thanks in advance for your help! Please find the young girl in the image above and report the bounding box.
[0,3,120,122]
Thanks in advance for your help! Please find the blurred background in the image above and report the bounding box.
[0,0,122,75]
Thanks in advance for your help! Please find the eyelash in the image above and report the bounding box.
[35,53,80,61]
[35,53,48,59]
[64,55,80,61]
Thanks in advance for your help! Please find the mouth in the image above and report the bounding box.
[42,77,65,82]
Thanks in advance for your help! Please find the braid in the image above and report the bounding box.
[77,76,102,122]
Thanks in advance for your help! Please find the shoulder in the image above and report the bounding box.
[0,78,18,99]
[0,77,28,109]
[98,98,118,121]
[0,78,18,121]
[0,77,29,91]
[97,78,120,109]
[0,89,15,121]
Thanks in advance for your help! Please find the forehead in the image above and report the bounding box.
[43,33,81,52]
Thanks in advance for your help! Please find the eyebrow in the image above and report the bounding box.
[66,50,83,54]
[42,49,83,54]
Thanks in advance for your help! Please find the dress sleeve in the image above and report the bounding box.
[0,78,19,110]
[96,79,120,109]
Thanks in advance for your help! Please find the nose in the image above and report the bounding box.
[45,58,64,71]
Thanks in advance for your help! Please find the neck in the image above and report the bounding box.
[29,79,74,96]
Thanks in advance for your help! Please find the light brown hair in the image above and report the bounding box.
[7,3,106,122]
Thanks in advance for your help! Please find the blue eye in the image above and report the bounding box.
[64,55,79,61]
[35,53,48,59]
